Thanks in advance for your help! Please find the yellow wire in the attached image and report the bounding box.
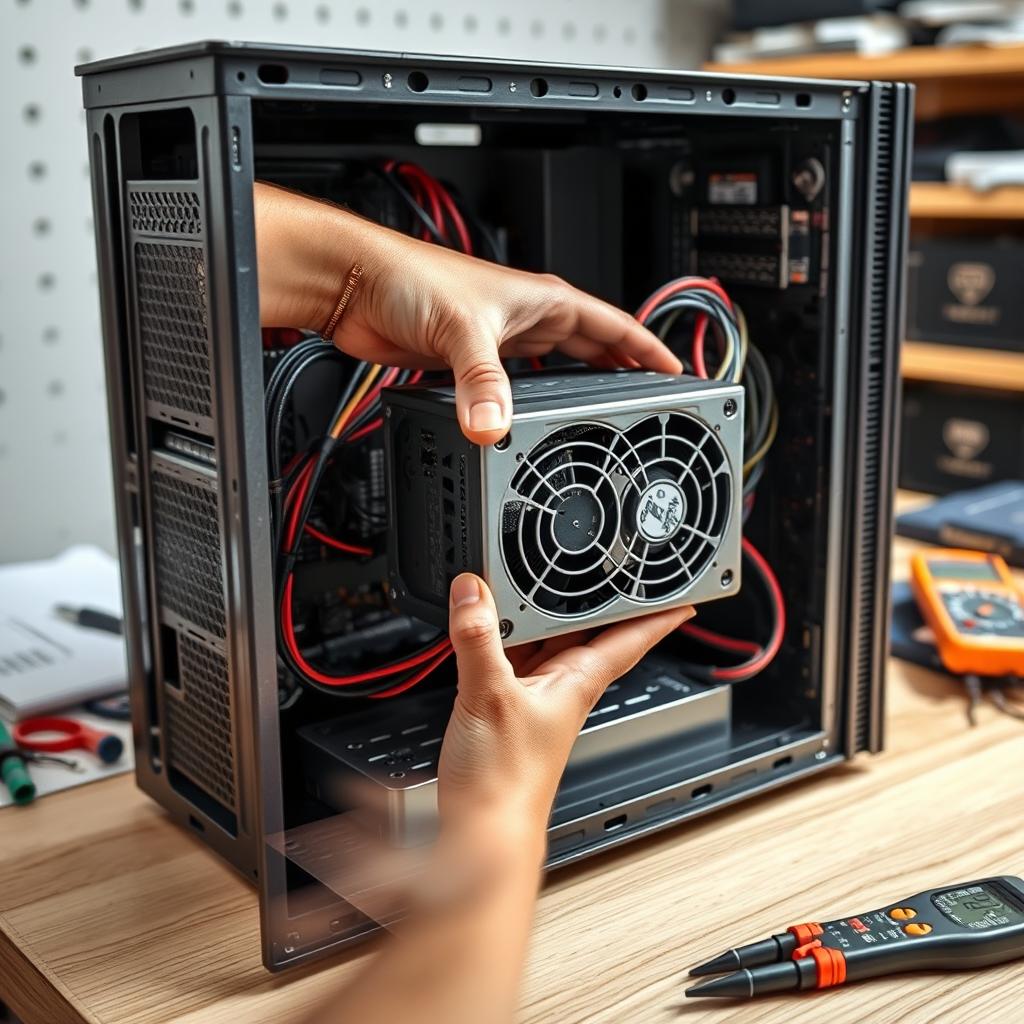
[733,304,749,382]
[329,363,382,440]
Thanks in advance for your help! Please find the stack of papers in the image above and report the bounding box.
[0,546,126,720]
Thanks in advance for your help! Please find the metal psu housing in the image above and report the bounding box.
[383,371,744,645]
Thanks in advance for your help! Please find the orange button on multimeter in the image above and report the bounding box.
[904,923,933,936]
[910,550,1024,677]
[889,907,917,920]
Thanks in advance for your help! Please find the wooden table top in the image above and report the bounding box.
[2,521,1022,1024]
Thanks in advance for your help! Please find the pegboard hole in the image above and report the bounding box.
[429,12,443,30]
[796,93,812,108]
[23,103,41,123]
[29,160,47,180]
[272,1,287,19]
[722,87,736,105]
[631,83,648,101]
[355,6,370,25]
[407,71,429,93]
[33,217,51,235]
[236,71,246,81]
[227,1,243,16]
[258,63,289,85]
[394,9,408,27]
[19,45,37,65]
[530,77,549,98]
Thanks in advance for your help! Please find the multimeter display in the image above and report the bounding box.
[933,885,1024,930]
[927,560,1003,582]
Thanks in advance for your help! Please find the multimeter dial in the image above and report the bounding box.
[942,588,1024,637]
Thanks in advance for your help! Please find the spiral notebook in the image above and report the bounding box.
[0,546,126,720]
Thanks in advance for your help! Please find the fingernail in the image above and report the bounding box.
[468,401,505,433]
[451,574,481,608]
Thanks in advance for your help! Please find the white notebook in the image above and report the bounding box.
[0,546,127,720]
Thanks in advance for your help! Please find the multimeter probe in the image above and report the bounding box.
[686,876,1024,999]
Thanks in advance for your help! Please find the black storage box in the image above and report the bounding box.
[906,237,1024,353]
[900,380,1024,494]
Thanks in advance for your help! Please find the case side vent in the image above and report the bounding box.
[850,84,905,754]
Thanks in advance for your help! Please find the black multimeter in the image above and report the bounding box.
[687,876,1024,999]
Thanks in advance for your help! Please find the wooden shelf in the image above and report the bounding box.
[705,44,1024,118]
[705,43,1024,82]
[910,182,1024,220]
[901,340,1024,391]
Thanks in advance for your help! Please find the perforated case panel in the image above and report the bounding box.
[165,634,236,814]
[134,240,213,432]
[150,466,226,642]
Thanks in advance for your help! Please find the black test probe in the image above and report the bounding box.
[686,876,1024,999]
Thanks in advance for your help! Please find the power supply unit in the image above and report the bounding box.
[384,371,744,645]
[79,42,911,970]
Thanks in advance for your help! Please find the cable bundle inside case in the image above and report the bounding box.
[636,277,785,683]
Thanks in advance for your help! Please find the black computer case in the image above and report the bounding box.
[79,43,911,970]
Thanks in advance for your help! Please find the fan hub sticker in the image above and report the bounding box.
[635,480,684,544]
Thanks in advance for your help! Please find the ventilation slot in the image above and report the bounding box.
[134,241,212,429]
[128,186,202,237]
[854,87,895,752]
[150,463,226,641]
[164,633,235,806]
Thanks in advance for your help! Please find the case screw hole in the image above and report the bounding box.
[721,569,734,588]
[723,398,737,418]
[494,433,511,451]
[499,619,513,638]
[407,70,428,92]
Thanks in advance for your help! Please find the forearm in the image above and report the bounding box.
[253,180,398,334]
[308,814,546,1024]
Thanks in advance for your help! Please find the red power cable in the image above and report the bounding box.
[709,538,786,682]
[397,162,474,255]
[303,523,373,557]
[679,622,761,656]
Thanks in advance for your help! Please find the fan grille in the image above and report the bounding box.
[500,414,732,618]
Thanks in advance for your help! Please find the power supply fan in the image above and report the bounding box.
[501,413,733,618]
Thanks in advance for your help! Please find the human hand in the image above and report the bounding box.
[254,181,682,445]
[437,573,694,840]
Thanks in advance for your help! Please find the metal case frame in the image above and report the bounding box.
[78,43,912,970]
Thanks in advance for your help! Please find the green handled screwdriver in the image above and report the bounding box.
[687,876,1024,999]
[0,719,36,805]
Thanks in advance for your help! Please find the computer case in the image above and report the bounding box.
[78,43,911,970]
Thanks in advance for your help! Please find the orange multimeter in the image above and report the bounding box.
[910,549,1024,677]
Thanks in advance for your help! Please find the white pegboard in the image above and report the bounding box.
[0,0,727,563]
